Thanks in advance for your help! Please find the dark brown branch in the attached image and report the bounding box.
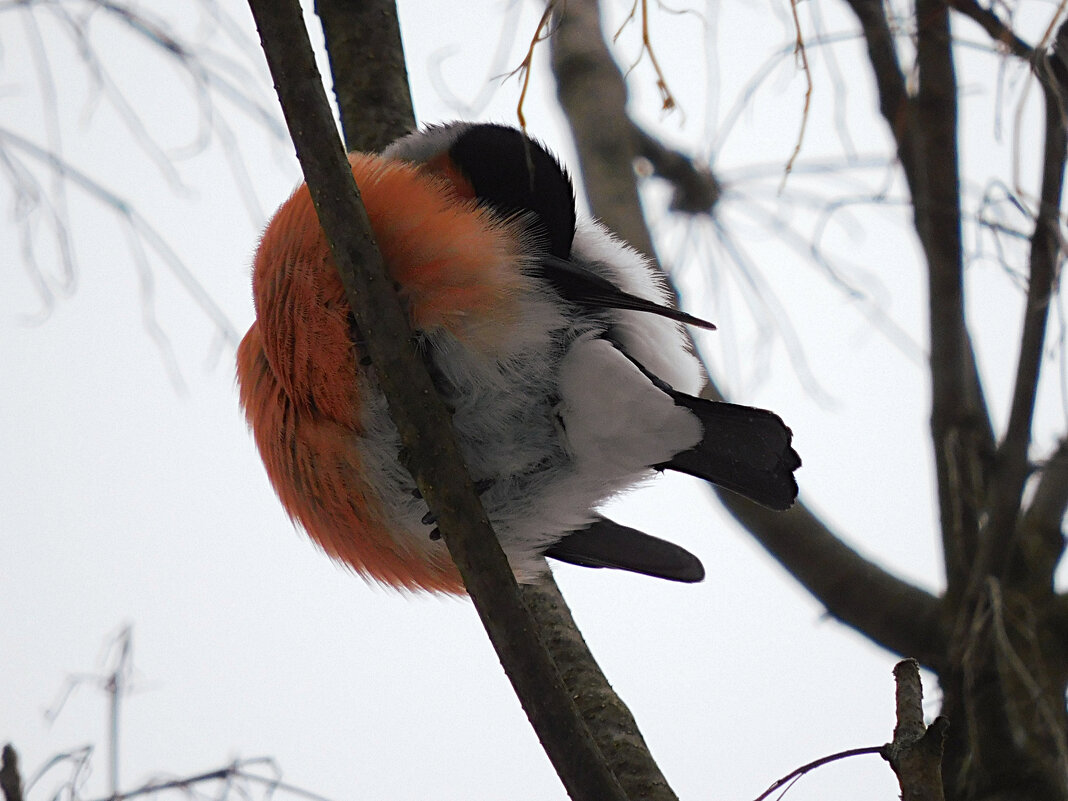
[880,659,949,801]
[314,0,414,152]
[521,580,679,801]
[1021,439,1068,586]
[845,0,995,598]
[633,126,721,215]
[1,746,23,801]
[945,0,1035,60]
[994,39,1068,582]
[916,0,981,585]
[839,0,917,186]
[983,34,1068,585]
[245,3,626,799]
[917,0,992,599]
[550,0,657,260]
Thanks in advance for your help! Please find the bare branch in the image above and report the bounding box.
[839,0,916,184]
[913,0,995,598]
[710,31,865,164]
[0,127,240,352]
[1,746,24,801]
[836,9,998,591]
[5,0,285,387]
[314,0,414,152]
[633,125,721,214]
[82,758,338,801]
[1024,438,1068,543]
[880,659,949,801]
[780,0,814,190]
[550,0,657,259]
[984,24,1068,584]
[946,0,1036,60]
[521,579,679,801]
[512,2,556,129]
[843,0,996,599]
[244,3,627,799]
[752,746,884,801]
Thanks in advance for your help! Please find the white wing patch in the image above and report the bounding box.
[557,336,703,475]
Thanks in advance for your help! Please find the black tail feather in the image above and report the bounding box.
[546,516,705,583]
[662,391,801,511]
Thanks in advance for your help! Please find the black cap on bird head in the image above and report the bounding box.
[383,122,578,261]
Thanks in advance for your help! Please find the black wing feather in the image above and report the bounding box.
[538,255,716,330]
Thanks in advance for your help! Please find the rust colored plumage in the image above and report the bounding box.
[237,153,528,593]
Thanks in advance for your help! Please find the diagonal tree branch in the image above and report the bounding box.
[839,0,918,186]
[316,4,685,797]
[521,580,679,801]
[245,3,627,799]
[551,0,946,668]
[633,124,721,215]
[945,0,1035,60]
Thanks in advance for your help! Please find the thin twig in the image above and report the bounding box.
[779,0,812,192]
[752,746,884,801]
[512,1,556,129]
[83,760,336,801]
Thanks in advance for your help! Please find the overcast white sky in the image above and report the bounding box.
[2,1,1063,800]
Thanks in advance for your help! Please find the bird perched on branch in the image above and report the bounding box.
[237,122,799,594]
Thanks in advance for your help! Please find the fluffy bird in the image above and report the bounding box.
[237,122,799,594]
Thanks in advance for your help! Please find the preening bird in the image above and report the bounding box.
[236,122,800,594]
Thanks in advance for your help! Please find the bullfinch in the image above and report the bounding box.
[236,122,800,594]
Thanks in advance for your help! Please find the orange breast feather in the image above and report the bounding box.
[237,153,527,593]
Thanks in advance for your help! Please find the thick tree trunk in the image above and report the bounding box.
[939,582,1068,801]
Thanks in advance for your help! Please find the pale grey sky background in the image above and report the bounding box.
[2,1,1061,799]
